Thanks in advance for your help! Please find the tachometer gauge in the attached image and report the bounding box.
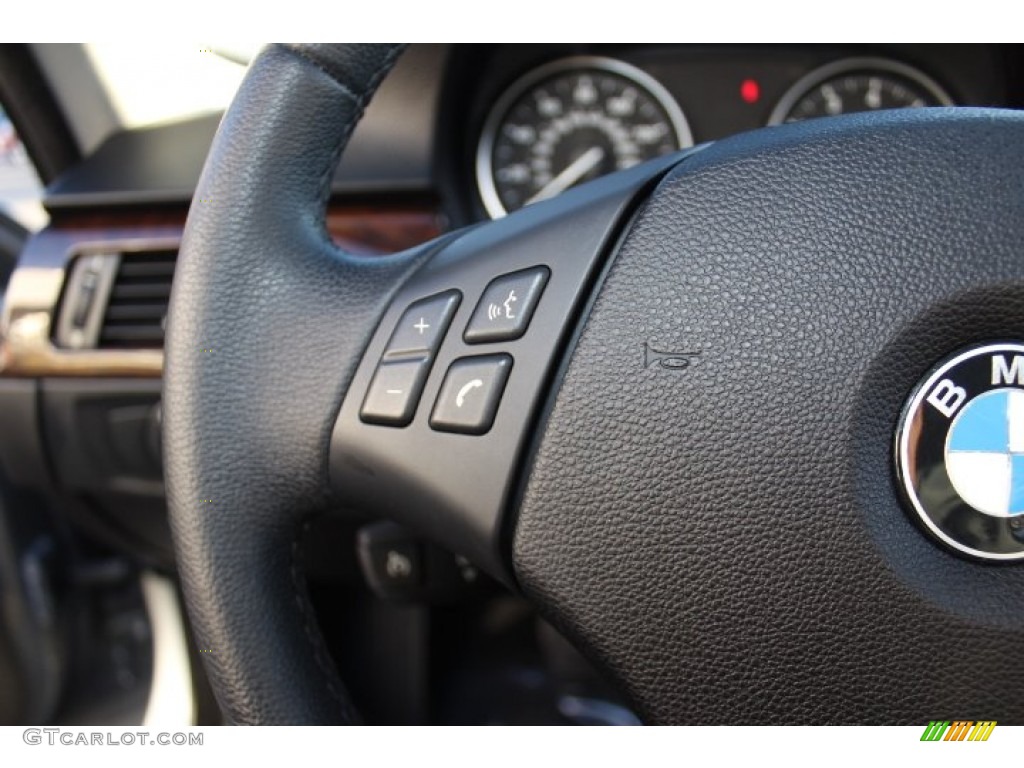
[769,58,953,125]
[477,56,692,218]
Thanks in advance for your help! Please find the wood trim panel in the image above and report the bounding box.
[326,207,444,256]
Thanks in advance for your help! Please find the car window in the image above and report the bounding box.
[0,106,47,232]
[84,43,253,129]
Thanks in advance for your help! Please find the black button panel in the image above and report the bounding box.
[360,290,461,427]
[464,267,549,344]
[332,152,684,582]
[360,359,431,426]
[430,355,513,435]
[385,290,461,357]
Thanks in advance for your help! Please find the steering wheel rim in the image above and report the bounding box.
[167,43,1024,724]
[165,44,413,723]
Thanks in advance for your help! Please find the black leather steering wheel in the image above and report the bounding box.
[165,43,1024,724]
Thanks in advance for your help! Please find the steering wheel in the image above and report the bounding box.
[164,43,1024,724]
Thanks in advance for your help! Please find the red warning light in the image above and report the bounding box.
[740,79,761,105]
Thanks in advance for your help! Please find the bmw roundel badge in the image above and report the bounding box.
[896,343,1024,561]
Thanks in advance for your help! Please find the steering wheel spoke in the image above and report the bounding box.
[329,153,681,582]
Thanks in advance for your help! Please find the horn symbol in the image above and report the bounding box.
[643,343,700,370]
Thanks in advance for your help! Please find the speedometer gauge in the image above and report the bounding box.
[769,58,953,125]
[477,57,692,218]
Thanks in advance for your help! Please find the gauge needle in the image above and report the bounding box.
[526,146,606,205]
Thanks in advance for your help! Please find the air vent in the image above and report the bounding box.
[56,249,178,350]
[98,249,177,349]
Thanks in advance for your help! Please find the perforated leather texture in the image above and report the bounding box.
[513,109,1024,724]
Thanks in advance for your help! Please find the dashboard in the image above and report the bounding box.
[441,44,1014,223]
[0,43,1021,725]
[37,45,1018,228]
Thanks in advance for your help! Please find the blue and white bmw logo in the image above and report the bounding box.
[896,343,1024,561]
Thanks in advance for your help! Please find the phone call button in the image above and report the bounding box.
[430,355,513,435]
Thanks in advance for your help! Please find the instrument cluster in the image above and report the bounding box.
[463,46,1007,219]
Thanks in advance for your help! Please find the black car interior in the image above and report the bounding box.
[1,43,1023,725]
